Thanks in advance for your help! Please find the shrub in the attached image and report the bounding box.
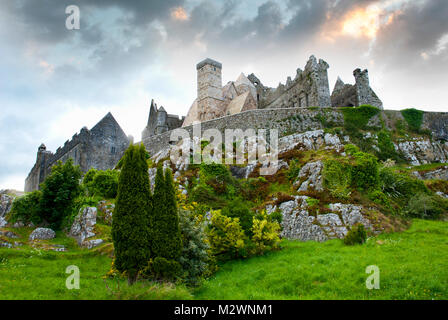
[401,108,424,132]
[344,144,360,155]
[178,209,210,286]
[241,177,269,202]
[379,167,429,201]
[222,198,254,236]
[323,160,352,199]
[39,159,82,230]
[267,210,283,225]
[92,170,119,199]
[287,159,301,182]
[342,105,381,133]
[152,257,183,281]
[112,144,152,285]
[207,210,247,261]
[344,223,367,245]
[151,166,182,270]
[405,193,448,219]
[250,211,281,255]
[350,151,379,191]
[83,168,97,186]
[9,190,42,225]
[377,129,400,162]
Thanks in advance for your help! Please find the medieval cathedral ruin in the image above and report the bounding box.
[25,113,130,192]
[26,55,383,191]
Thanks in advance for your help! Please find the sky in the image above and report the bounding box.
[1,0,447,191]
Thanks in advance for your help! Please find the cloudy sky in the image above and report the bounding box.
[1,0,447,190]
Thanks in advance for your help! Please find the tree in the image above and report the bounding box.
[39,159,82,230]
[112,144,152,285]
[151,165,182,279]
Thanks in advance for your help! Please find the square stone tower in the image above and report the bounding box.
[196,58,223,121]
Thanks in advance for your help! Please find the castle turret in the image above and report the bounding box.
[196,58,223,121]
[354,68,383,109]
[155,106,169,134]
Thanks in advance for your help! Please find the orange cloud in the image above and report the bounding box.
[341,5,381,39]
[171,7,188,21]
[321,3,401,42]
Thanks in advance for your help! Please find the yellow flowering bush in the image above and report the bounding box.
[251,210,281,255]
[207,210,247,260]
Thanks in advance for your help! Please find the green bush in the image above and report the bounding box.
[379,167,429,201]
[287,159,301,182]
[342,105,381,133]
[91,170,119,199]
[344,144,360,155]
[323,160,352,199]
[151,166,182,264]
[401,108,424,132]
[83,168,98,186]
[39,159,82,230]
[9,190,42,225]
[405,193,448,219]
[350,151,379,191]
[344,223,367,245]
[178,209,211,286]
[152,257,182,281]
[112,144,152,285]
[377,129,400,161]
[222,198,254,236]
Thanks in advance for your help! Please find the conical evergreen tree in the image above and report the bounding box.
[152,165,182,261]
[112,144,152,285]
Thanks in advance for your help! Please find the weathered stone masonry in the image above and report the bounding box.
[25,112,130,192]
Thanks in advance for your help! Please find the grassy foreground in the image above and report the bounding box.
[0,219,447,300]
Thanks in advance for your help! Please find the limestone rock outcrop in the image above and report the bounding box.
[294,161,324,192]
[266,196,372,242]
[0,191,14,227]
[29,227,56,241]
[396,139,448,165]
[69,207,101,248]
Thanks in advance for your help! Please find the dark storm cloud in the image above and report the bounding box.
[374,0,448,67]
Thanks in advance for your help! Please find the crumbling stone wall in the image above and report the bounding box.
[249,56,331,109]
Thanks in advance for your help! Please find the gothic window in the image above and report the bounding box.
[306,94,309,107]
[111,146,116,154]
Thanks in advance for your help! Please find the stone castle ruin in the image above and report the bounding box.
[25,113,130,192]
[141,55,383,139]
[26,55,385,191]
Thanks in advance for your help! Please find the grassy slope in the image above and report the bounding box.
[1,219,446,300]
[195,219,448,300]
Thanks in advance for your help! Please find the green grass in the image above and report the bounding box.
[1,219,447,300]
[194,219,448,300]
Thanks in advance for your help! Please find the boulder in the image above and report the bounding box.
[69,207,97,247]
[29,227,56,241]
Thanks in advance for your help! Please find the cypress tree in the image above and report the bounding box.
[151,165,182,278]
[112,144,152,285]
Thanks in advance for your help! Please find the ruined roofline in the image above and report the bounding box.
[196,58,222,70]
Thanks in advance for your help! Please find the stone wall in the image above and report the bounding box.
[251,56,331,109]
[142,106,448,157]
